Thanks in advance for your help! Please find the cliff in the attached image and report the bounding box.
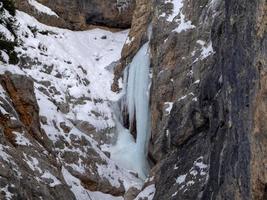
[114,0,267,199]
[0,0,266,199]
[15,0,135,30]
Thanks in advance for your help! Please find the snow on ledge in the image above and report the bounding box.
[28,0,59,17]
[41,171,61,187]
[134,184,156,200]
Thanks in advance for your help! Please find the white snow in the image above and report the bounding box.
[41,171,61,187]
[166,0,183,22]
[0,24,15,41]
[28,0,59,17]
[125,36,135,45]
[194,40,215,62]
[0,145,11,162]
[164,102,174,114]
[161,0,195,33]
[173,7,195,33]
[176,174,187,184]
[15,11,128,134]
[0,185,14,200]
[23,154,43,173]
[0,9,146,197]
[172,191,178,197]
[134,184,155,200]
[96,162,143,191]
[194,79,200,84]
[190,169,198,176]
[187,180,195,186]
[14,131,32,146]
[174,157,208,192]
[62,167,123,200]
[192,97,198,102]
[178,95,187,101]
[194,157,208,175]
[196,40,206,46]
[178,92,195,101]
[0,50,9,63]
[200,42,214,59]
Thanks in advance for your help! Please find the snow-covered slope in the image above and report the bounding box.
[0,6,147,199]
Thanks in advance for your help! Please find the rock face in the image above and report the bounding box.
[1,0,267,199]
[1,2,143,199]
[0,73,75,200]
[0,72,53,151]
[150,0,267,199]
[15,0,135,30]
[112,0,152,92]
[114,0,267,199]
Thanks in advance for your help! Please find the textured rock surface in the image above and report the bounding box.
[0,3,142,199]
[15,0,135,30]
[0,72,53,151]
[0,73,75,200]
[150,0,267,199]
[112,0,152,92]
[114,0,267,199]
[1,0,267,199]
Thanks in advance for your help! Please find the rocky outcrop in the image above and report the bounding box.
[112,0,152,92]
[0,72,53,151]
[0,71,129,198]
[15,0,135,30]
[2,0,266,199]
[114,0,267,199]
[0,3,143,198]
[0,73,75,200]
[251,1,267,199]
[150,0,267,199]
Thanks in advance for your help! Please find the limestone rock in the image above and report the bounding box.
[112,0,152,92]
[0,72,53,152]
[15,0,135,30]
[124,187,140,200]
[117,0,267,199]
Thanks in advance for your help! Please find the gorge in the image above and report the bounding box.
[0,0,267,200]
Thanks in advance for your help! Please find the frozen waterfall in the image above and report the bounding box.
[110,42,151,179]
[126,42,151,156]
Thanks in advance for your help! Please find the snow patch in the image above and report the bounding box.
[176,174,187,184]
[14,131,32,146]
[0,50,9,63]
[134,184,155,200]
[62,167,123,200]
[125,36,135,45]
[0,185,14,200]
[0,145,11,162]
[28,0,59,17]
[164,102,174,115]
[23,154,43,173]
[161,0,195,32]
[41,171,61,187]
[194,40,215,62]
[0,24,15,41]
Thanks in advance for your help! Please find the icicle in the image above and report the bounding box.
[126,42,150,156]
[110,42,151,179]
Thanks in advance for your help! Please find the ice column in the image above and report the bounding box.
[110,42,151,179]
[126,42,151,157]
